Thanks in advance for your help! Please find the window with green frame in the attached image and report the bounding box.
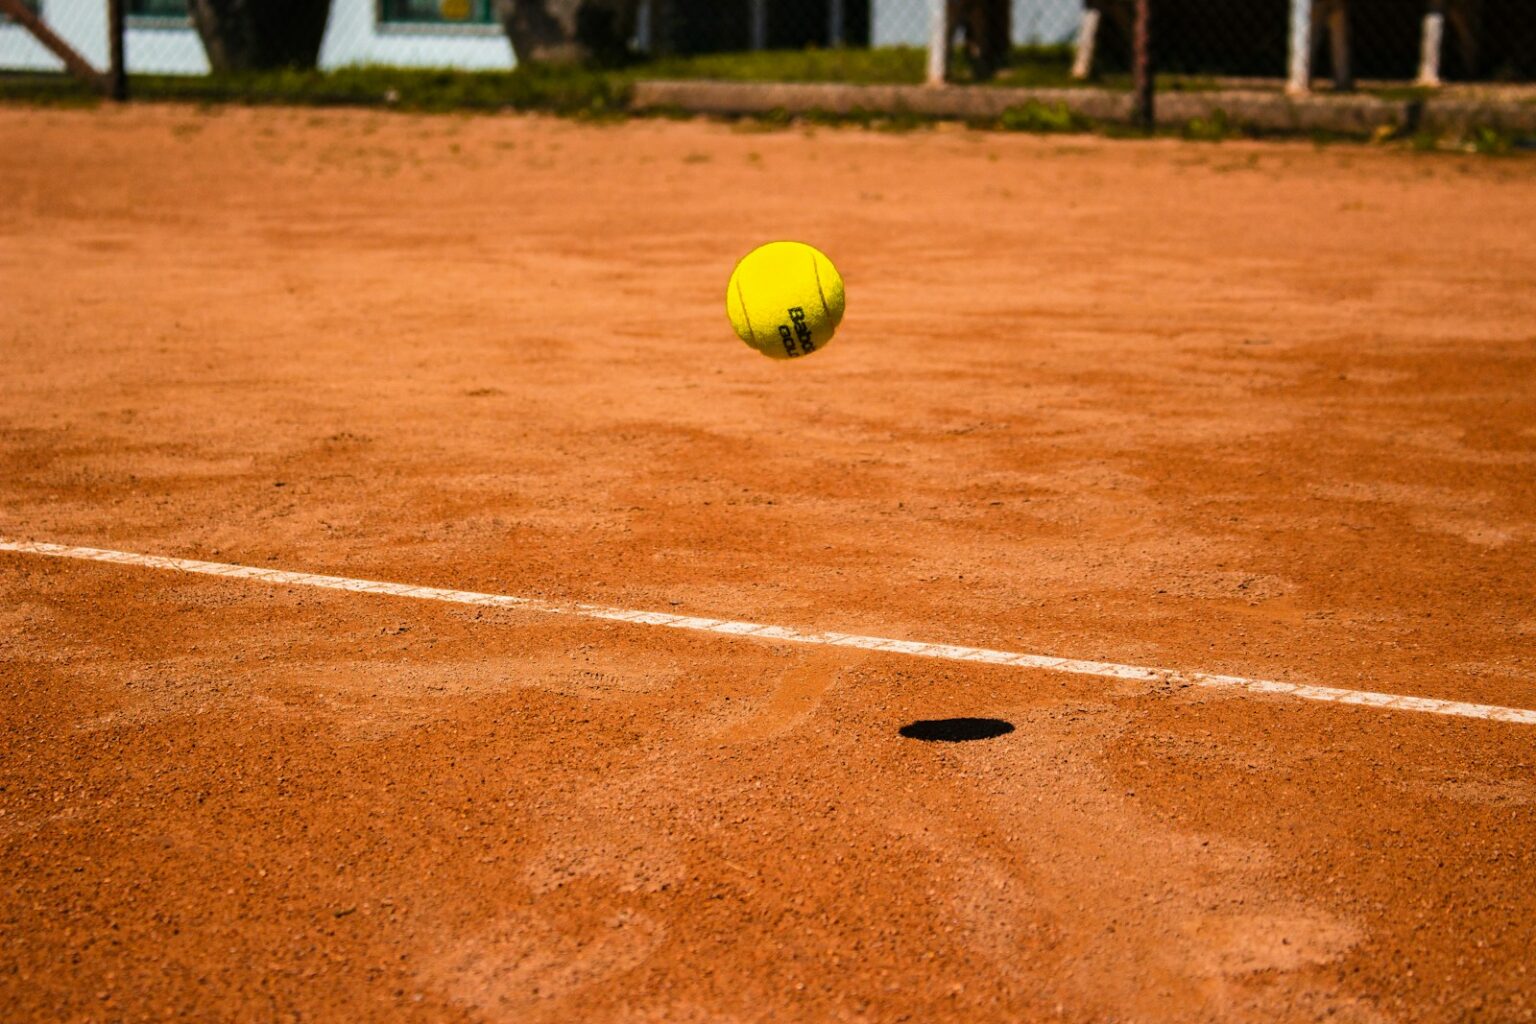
[127,0,190,18]
[380,0,496,26]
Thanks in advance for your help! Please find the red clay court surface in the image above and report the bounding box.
[2,105,1534,1023]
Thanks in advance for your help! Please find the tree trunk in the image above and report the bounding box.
[188,0,330,71]
[495,0,638,65]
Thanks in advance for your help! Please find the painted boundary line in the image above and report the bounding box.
[4,537,1534,727]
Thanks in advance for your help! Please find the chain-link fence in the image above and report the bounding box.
[1,1,1531,90]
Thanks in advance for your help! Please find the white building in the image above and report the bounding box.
[0,0,516,76]
[1,0,1089,77]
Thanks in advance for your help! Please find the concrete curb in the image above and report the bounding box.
[631,79,1534,139]
[1156,90,1407,135]
[632,80,1132,122]
[1418,99,1536,137]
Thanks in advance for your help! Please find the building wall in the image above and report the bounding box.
[123,21,212,74]
[318,0,513,70]
[0,0,515,75]
[0,1,108,72]
[1,2,214,73]
[872,0,1085,48]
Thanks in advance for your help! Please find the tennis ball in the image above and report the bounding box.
[726,241,845,360]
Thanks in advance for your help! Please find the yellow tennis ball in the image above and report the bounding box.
[726,241,845,360]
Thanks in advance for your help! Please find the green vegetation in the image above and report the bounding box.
[0,45,1092,114]
[644,46,929,86]
[972,45,1078,88]
[1182,108,1235,141]
[1470,125,1515,155]
[1,63,632,115]
[997,101,1087,133]
[2,49,1530,151]
[650,44,1080,88]
[1368,85,1436,103]
[0,72,104,106]
[1407,124,1521,155]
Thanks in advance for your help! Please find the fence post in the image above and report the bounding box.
[926,0,949,86]
[1326,2,1352,90]
[1131,0,1153,131]
[1286,0,1312,95]
[749,0,766,51]
[828,0,845,47]
[1416,0,1445,87]
[634,0,651,53]
[1071,5,1101,80]
[107,0,126,101]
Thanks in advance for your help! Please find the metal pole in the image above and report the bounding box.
[107,0,126,101]
[749,0,766,51]
[634,0,651,53]
[926,0,949,86]
[1131,0,1153,131]
[1327,2,1352,91]
[1286,0,1313,95]
[828,0,845,48]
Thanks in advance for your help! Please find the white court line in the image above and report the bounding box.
[3,537,1534,727]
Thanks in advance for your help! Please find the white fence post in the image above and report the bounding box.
[1417,6,1445,86]
[1286,0,1313,95]
[926,0,949,86]
[1072,6,1102,80]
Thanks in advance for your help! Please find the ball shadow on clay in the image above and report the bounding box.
[899,718,1015,743]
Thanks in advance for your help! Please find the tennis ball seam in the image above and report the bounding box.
[734,277,756,347]
[810,250,829,323]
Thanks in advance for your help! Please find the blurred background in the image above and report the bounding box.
[1,0,1532,94]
